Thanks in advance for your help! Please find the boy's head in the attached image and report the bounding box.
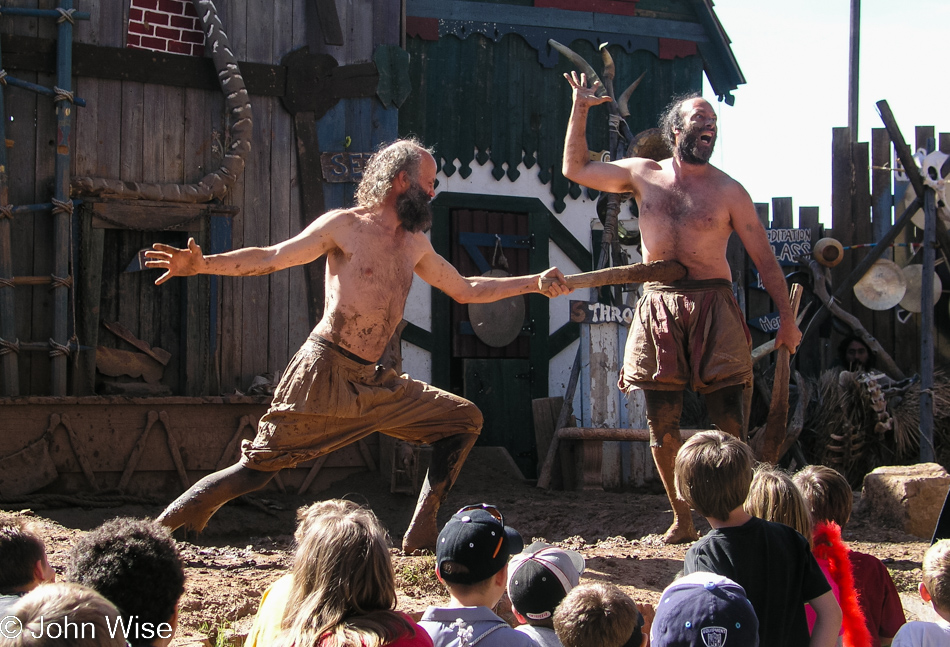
[507,542,585,625]
[6,582,127,647]
[792,464,853,527]
[554,582,643,647]
[436,505,523,602]
[674,431,754,522]
[0,523,55,594]
[651,572,759,647]
[921,539,950,619]
[67,518,185,647]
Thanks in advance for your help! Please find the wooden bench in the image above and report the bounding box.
[556,427,715,490]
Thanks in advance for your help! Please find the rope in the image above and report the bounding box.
[55,7,76,24]
[0,337,19,356]
[0,277,12,289]
[52,86,74,104]
[49,274,72,290]
[48,337,72,358]
[0,70,8,86]
[51,197,73,216]
[0,204,13,220]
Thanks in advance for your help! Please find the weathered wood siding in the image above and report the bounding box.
[1,0,400,397]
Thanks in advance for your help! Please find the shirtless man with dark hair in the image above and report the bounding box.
[146,139,571,552]
[561,74,801,543]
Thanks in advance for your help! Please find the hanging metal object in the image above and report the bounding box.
[899,263,943,313]
[468,236,526,348]
[813,237,845,268]
[853,259,906,310]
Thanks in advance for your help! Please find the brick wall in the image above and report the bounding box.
[127,0,205,57]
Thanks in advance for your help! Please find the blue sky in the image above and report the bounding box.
[701,0,950,226]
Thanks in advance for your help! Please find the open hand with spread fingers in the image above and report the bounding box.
[144,237,205,285]
[564,70,612,110]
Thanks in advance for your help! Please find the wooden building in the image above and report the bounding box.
[0,0,743,495]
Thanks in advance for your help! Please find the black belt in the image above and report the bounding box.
[312,335,376,365]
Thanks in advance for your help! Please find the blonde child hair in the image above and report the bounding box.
[745,465,814,548]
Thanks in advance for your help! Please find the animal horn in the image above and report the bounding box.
[599,43,615,82]
[617,71,647,118]
[548,39,607,98]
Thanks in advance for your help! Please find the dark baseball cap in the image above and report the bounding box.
[436,507,523,585]
[651,572,759,647]
[507,541,585,620]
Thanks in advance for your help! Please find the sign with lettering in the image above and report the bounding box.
[748,311,781,333]
[570,300,636,325]
[320,152,372,183]
[768,228,811,266]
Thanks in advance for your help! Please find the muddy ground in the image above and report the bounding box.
[6,448,935,646]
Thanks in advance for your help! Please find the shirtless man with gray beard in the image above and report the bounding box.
[146,139,571,552]
[562,73,801,543]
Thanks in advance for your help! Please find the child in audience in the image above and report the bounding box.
[675,430,841,647]
[650,572,759,647]
[418,504,536,647]
[67,518,184,647]
[795,464,906,646]
[891,539,950,646]
[507,542,585,647]
[553,582,646,647]
[247,499,431,647]
[1,582,126,647]
[747,465,869,647]
[0,523,56,616]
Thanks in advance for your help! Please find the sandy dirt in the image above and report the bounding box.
[4,448,935,646]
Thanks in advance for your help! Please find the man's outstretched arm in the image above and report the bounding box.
[144,209,342,285]
[414,245,572,303]
[730,187,802,353]
[562,71,635,194]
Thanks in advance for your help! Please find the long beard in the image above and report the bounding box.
[396,184,433,233]
[676,126,715,165]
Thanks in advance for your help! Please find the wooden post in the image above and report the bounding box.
[0,33,17,395]
[920,136,937,463]
[51,0,75,395]
[831,127,854,322]
[852,142,874,336]
[798,206,822,376]
[870,128,894,367]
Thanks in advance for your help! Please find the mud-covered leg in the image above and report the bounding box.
[402,432,478,554]
[644,389,698,544]
[157,463,277,532]
[704,385,746,441]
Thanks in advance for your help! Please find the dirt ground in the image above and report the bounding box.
[6,448,935,647]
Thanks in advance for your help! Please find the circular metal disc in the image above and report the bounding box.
[468,269,526,347]
[899,264,943,313]
[853,259,907,310]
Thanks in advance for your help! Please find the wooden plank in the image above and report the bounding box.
[830,127,854,322]
[797,206,822,378]
[102,319,171,365]
[269,100,292,375]
[771,197,793,229]
[96,345,163,384]
[852,142,874,336]
[532,396,563,487]
[870,128,894,362]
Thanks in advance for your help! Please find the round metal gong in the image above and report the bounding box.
[468,269,526,347]
[899,263,943,313]
[853,259,906,310]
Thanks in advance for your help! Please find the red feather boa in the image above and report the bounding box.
[812,521,872,647]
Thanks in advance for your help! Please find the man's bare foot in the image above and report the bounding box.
[402,513,438,555]
[662,521,699,544]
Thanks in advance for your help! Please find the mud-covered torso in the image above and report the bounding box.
[634,162,737,281]
[313,211,424,362]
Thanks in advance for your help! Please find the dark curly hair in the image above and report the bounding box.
[66,518,185,646]
[658,92,703,151]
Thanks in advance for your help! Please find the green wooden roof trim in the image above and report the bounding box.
[400,33,703,212]
[401,321,432,352]
[689,0,744,104]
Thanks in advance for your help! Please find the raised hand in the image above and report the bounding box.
[564,70,612,109]
[144,237,205,285]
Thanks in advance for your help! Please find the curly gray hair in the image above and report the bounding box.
[355,138,434,209]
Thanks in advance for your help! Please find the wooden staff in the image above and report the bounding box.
[541,260,686,290]
[754,283,803,464]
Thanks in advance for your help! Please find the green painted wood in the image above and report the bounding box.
[399,34,705,211]
[548,214,592,272]
[549,320,579,357]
